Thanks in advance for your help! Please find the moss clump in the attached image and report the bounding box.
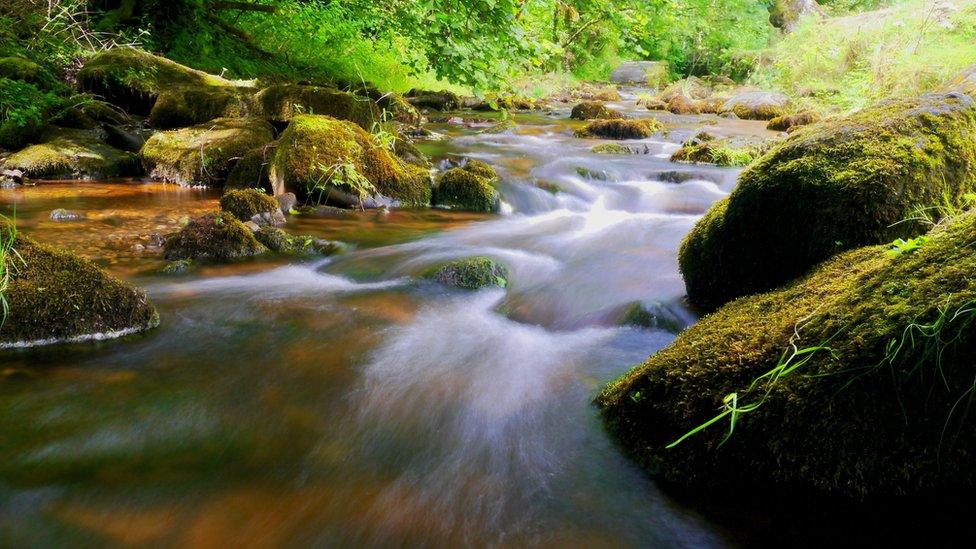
[219,188,281,221]
[425,257,509,290]
[600,211,976,498]
[433,162,500,213]
[162,211,267,261]
[670,136,775,167]
[681,92,976,312]
[570,101,622,120]
[2,127,140,179]
[254,227,346,256]
[76,47,236,114]
[592,143,632,155]
[0,56,55,87]
[269,114,431,206]
[254,85,382,129]
[140,117,274,186]
[574,118,663,139]
[1,228,158,347]
[720,91,790,120]
[148,86,256,129]
[767,111,821,131]
[225,145,275,191]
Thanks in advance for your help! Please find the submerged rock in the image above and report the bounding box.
[425,257,509,290]
[163,211,267,261]
[570,101,622,120]
[478,119,517,134]
[140,117,274,186]
[254,227,345,256]
[2,127,140,179]
[269,114,430,206]
[681,91,976,312]
[433,161,501,213]
[599,211,976,498]
[219,188,282,222]
[0,225,158,347]
[50,209,86,222]
[574,119,663,139]
[591,143,632,155]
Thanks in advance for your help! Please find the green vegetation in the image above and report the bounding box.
[254,227,346,256]
[570,101,622,120]
[599,210,976,498]
[0,214,20,327]
[425,256,509,290]
[670,136,775,167]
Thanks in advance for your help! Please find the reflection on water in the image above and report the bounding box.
[0,92,772,547]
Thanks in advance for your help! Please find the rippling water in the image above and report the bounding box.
[0,91,774,546]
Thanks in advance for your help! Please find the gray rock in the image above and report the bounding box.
[250,210,287,227]
[2,169,24,184]
[50,208,86,221]
[243,220,261,232]
[276,192,298,214]
[610,61,668,86]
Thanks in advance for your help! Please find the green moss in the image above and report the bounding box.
[219,188,280,221]
[767,111,821,131]
[425,257,509,290]
[77,47,236,114]
[2,127,140,179]
[375,91,422,125]
[479,119,517,134]
[570,101,622,120]
[1,229,158,346]
[599,211,976,498]
[681,92,976,312]
[140,117,274,186]
[225,145,275,191]
[148,86,256,129]
[162,211,266,261]
[269,114,431,206]
[592,143,632,155]
[473,93,539,111]
[254,227,346,256]
[433,164,500,213]
[0,56,55,87]
[670,137,775,167]
[574,118,663,139]
[254,84,382,129]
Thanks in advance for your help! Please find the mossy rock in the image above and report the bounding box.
[219,188,281,221]
[374,91,422,125]
[0,56,55,88]
[574,119,662,139]
[425,257,509,290]
[254,227,346,256]
[406,89,461,111]
[680,92,976,312]
[592,143,632,155]
[148,86,256,129]
[600,211,976,498]
[570,101,622,120]
[269,114,431,207]
[254,85,383,129]
[473,93,540,111]
[77,47,236,114]
[659,77,712,103]
[720,91,790,121]
[2,127,140,179]
[479,119,517,134]
[670,136,775,167]
[767,111,821,132]
[433,162,500,213]
[162,211,267,261]
[0,227,158,347]
[140,117,274,186]
[666,94,702,115]
[225,145,276,191]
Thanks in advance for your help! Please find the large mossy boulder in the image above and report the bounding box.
[425,256,509,290]
[225,145,275,191]
[268,114,431,207]
[1,227,158,347]
[570,101,622,120]
[163,211,266,261]
[254,85,383,129]
[681,92,976,312]
[140,117,274,186]
[77,47,237,114]
[433,161,501,213]
[148,86,256,129]
[2,127,140,179]
[574,118,663,139]
[599,211,976,499]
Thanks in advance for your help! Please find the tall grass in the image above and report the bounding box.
[0,213,21,327]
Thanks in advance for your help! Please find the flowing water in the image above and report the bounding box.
[0,91,778,547]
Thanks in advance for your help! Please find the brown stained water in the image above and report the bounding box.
[0,91,776,547]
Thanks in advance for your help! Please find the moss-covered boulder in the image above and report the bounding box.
[574,119,662,139]
[254,85,383,129]
[433,161,501,213]
[140,117,274,186]
[425,257,509,290]
[570,101,622,120]
[599,211,976,498]
[767,111,821,131]
[219,188,281,222]
[77,47,237,114]
[162,211,267,261]
[680,92,976,312]
[406,89,461,111]
[254,227,345,256]
[148,86,256,129]
[268,114,431,207]
[225,145,275,191]
[670,136,775,167]
[2,128,140,179]
[720,91,790,120]
[1,227,158,347]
